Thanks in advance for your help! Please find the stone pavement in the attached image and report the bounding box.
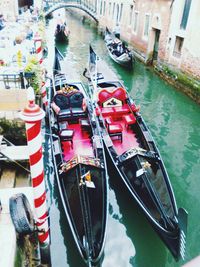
[0,88,27,120]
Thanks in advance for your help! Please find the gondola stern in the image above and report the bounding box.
[157,207,188,261]
[177,207,188,260]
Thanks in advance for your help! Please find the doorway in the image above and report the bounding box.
[153,29,160,60]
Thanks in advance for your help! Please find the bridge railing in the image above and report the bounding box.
[43,0,97,13]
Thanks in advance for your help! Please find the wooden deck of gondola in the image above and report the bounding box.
[0,187,33,267]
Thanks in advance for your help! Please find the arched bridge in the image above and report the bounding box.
[43,0,98,22]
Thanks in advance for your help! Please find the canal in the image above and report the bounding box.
[44,10,200,267]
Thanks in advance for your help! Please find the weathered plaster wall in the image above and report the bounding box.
[166,0,200,78]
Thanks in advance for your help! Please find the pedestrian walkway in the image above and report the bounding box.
[0,88,27,111]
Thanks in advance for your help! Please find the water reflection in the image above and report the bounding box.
[108,165,167,267]
[102,189,136,267]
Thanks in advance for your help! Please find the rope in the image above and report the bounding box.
[0,153,30,172]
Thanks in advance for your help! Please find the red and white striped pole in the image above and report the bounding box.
[34,32,48,111]
[41,80,48,108]
[20,87,50,264]
[34,32,43,65]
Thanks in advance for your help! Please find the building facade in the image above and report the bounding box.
[96,0,173,64]
[2,0,200,80]
[165,0,200,78]
[96,0,200,79]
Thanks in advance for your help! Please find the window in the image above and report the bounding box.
[133,11,139,33]
[144,14,150,37]
[129,5,133,25]
[116,4,119,22]
[103,1,106,15]
[119,3,123,22]
[180,0,192,29]
[112,3,115,19]
[173,36,184,57]
[109,2,111,16]
[100,0,103,15]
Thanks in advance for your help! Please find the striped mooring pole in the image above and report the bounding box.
[41,80,48,108]
[34,32,48,110]
[34,32,43,65]
[20,87,51,265]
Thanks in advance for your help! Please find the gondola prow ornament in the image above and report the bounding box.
[20,87,51,265]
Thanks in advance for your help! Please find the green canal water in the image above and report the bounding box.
[44,11,200,267]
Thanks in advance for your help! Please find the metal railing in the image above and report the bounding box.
[0,72,34,89]
[43,0,98,21]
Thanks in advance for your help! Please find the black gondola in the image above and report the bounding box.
[48,47,108,266]
[104,27,134,68]
[55,22,70,43]
[87,46,188,261]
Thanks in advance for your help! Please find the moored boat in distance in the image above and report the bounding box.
[48,47,108,266]
[87,46,188,261]
[104,27,134,69]
[54,15,70,43]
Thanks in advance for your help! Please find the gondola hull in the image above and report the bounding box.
[87,46,187,261]
[48,48,108,265]
[103,138,187,260]
[104,27,133,68]
[51,140,108,264]
[107,50,133,68]
[55,30,69,43]
[55,24,69,43]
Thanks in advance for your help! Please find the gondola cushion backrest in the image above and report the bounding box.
[52,91,86,120]
[98,87,127,107]
[53,93,70,110]
[53,91,84,110]
[69,92,84,108]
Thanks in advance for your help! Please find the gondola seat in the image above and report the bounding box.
[123,113,136,129]
[98,87,127,104]
[101,107,115,116]
[98,87,130,119]
[59,121,74,148]
[52,91,87,121]
[105,117,123,142]
[79,118,91,133]
[113,104,130,116]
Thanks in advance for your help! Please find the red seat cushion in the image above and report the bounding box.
[113,104,130,115]
[59,129,74,138]
[98,87,127,106]
[98,89,111,104]
[112,87,126,101]
[101,107,115,116]
[108,124,123,133]
[123,114,136,125]
[105,116,114,124]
